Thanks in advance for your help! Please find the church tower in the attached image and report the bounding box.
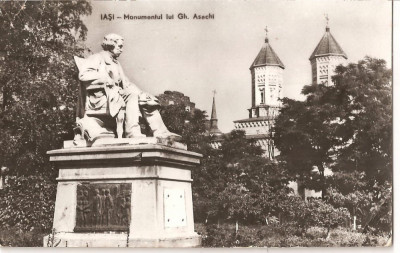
[209,92,222,136]
[234,27,284,159]
[310,17,347,86]
[249,26,285,119]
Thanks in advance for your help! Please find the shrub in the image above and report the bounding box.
[195,223,389,247]
[0,227,46,247]
[281,196,350,234]
[0,176,57,232]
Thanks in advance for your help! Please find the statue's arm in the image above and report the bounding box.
[78,54,113,89]
[77,54,101,82]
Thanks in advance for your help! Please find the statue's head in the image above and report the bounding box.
[102,33,124,59]
[95,189,99,195]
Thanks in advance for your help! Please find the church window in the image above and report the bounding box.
[260,89,265,104]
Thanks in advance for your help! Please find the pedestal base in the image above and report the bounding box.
[44,232,201,248]
[44,139,202,248]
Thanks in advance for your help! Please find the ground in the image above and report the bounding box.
[0,223,390,247]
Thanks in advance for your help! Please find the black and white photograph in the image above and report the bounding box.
[0,0,395,249]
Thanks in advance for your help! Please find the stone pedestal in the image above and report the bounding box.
[44,138,202,247]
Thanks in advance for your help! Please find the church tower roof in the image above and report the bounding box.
[309,25,347,61]
[250,27,285,69]
[209,92,222,136]
[211,96,217,120]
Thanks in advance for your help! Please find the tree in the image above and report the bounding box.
[274,57,392,200]
[326,58,392,233]
[0,1,92,177]
[330,57,392,187]
[158,103,209,152]
[273,88,340,199]
[193,130,291,224]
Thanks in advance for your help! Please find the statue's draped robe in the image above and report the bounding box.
[75,51,143,119]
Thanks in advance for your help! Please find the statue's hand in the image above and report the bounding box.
[91,75,114,87]
[140,93,159,106]
[146,93,159,103]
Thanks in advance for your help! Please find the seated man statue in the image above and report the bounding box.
[75,33,179,141]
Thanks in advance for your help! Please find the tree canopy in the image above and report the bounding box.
[0,1,92,177]
[193,130,291,224]
[273,57,392,202]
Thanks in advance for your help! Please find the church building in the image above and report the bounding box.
[209,20,347,170]
[233,27,284,159]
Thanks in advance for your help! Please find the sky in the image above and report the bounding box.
[82,0,392,132]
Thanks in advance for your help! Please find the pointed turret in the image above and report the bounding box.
[247,26,284,117]
[250,28,285,70]
[209,91,222,136]
[309,26,347,61]
[310,17,347,86]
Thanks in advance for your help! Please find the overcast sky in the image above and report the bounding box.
[83,0,392,132]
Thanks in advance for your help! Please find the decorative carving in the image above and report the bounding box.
[75,183,131,232]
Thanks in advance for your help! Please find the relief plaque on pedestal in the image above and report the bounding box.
[75,183,132,232]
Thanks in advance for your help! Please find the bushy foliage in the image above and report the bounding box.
[274,57,392,200]
[0,228,46,247]
[0,176,57,232]
[327,181,392,234]
[193,130,291,224]
[195,223,389,247]
[159,103,209,152]
[0,0,92,177]
[331,57,392,184]
[278,196,350,234]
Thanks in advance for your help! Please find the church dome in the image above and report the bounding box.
[250,37,285,69]
[309,27,347,61]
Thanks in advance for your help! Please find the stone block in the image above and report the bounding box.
[44,141,202,247]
